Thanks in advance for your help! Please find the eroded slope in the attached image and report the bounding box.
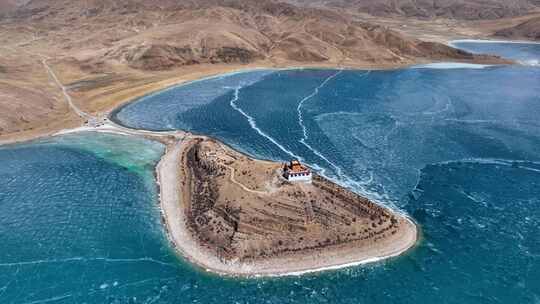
[180,138,416,268]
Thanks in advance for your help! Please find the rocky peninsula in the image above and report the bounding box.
[158,136,417,276]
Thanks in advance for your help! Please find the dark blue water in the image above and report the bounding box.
[451,40,540,66]
[113,70,274,131]
[116,65,540,205]
[2,42,540,303]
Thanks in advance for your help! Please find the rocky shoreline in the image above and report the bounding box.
[156,136,418,277]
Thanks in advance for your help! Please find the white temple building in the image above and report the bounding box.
[283,160,312,182]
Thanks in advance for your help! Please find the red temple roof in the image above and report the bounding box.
[287,160,309,173]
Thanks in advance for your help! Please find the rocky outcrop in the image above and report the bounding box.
[213,47,259,63]
[115,45,198,70]
[182,138,411,264]
[105,44,262,70]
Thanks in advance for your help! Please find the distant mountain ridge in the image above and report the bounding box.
[5,0,539,20]
[288,0,540,20]
[0,0,523,140]
[494,16,540,40]
[0,0,510,71]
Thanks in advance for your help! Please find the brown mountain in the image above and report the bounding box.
[0,0,26,13]
[290,0,540,20]
[0,0,513,140]
[0,0,510,71]
[494,16,540,40]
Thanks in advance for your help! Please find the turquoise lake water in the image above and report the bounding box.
[2,42,540,303]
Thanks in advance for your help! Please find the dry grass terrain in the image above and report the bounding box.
[0,44,81,141]
[180,137,415,265]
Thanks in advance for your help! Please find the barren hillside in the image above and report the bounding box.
[175,137,416,273]
[290,0,540,20]
[494,16,540,40]
[0,0,517,141]
[0,0,505,69]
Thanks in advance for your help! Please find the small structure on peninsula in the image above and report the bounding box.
[175,137,417,276]
[283,159,312,182]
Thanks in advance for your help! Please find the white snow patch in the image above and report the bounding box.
[518,59,539,66]
[449,39,540,46]
[412,62,493,69]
